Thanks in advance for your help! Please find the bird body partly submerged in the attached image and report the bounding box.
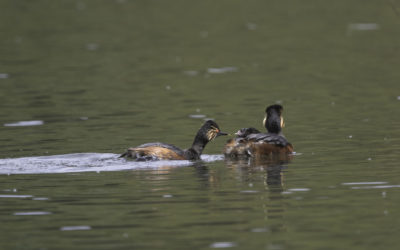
[224,130,293,158]
[245,132,293,155]
[120,120,227,161]
[224,105,293,158]
[120,142,186,161]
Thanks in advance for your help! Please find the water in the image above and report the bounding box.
[1,0,400,249]
[0,153,223,174]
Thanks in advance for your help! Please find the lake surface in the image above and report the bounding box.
[1,1,400,249]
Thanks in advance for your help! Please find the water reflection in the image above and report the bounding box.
[224,154,293,192]
[146,162,212,190]
[224,155,293,235]
[193,164,211,187]
[1,0,399,248]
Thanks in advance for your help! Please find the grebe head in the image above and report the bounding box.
[201,120,228,141]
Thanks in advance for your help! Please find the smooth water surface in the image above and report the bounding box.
[1,0,400,249]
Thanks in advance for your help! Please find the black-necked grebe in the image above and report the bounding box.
[120,120,227,161]
[224,104,293,158]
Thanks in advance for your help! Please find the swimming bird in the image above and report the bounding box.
[120,120,227,161]
[223,104,293,158]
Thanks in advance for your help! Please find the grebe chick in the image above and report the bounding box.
[235,127,261,138]
[223,127,260,157]
[120,120,227,161]
[223,104,293,158]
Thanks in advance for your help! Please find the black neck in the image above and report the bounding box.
[184,131,209,160]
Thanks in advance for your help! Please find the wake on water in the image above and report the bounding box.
[0,153,224,175]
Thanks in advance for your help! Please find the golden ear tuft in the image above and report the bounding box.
[206,126,219,141]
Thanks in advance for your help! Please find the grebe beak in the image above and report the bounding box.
[217,131,228,137]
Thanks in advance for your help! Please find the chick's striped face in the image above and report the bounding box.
[206,126,220,141]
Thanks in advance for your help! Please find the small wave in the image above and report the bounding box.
[0,153,224,175]
[188,114,207,119]
[4,120,44,127]
[207,67,238,74]
[13,211,52,216]
[342,182,388,186]
[350,185,400,190]
[210,242,237,248]
[0,195,33,198]
[287,188,310,192]
[60,225,92,231]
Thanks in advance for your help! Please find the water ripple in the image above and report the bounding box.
[4,120,44,127]
[210,242,237,248]
[0,195,33,198]
[60,225,92,231]
[13,211,51,216]
[207,67,238,74]
[342,182,388,185]
[287,188,310,192]
[351,185,400,190]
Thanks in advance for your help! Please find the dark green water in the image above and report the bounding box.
[1,1,400,249]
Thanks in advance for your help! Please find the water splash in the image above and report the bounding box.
[0,153,224,175]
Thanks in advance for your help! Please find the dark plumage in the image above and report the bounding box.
[264,104,284,134]
[120,120,227,161]
[223,104,293,158]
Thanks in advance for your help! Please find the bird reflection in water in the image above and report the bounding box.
[224,153,293,191]
[224,154,293,233]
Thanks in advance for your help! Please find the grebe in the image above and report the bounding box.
[121,120,227,161]
[223,105,293,158]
